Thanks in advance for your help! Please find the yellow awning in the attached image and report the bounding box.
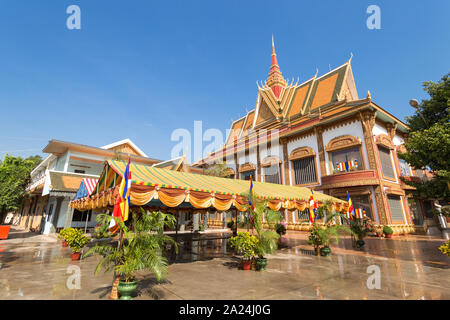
[70,160,346,212]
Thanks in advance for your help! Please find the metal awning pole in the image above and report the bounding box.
[84,210,89,234]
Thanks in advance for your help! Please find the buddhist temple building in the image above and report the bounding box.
[193,38,429,235]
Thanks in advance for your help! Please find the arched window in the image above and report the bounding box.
[261,156,282,184]
[289,147,318,185]
[326,135,363,174]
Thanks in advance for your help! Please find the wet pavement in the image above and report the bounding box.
[0,226,449,300]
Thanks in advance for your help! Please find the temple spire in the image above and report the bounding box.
[266,35,287,99]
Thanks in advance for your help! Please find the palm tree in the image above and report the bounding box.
[83,209,178,298]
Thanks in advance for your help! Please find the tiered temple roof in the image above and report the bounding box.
[225,38,359,146]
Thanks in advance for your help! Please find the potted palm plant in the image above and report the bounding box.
[229,231,258,270]
[349,217,375,248]
[65,228,90,260]
[308,211,353,256]
[247,198,282,271]
[383,226,394,238]
[83,209,178,300]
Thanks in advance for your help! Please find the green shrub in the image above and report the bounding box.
[65,229,90,253]
[230,232,258,260]
[439,240,450,256]
[275,223,286,236]
[57,227,76,241]
[383,226,394,234]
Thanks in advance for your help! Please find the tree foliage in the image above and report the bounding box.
[204,162,231,178]
[0,154,42,216]
[399,73,450,201]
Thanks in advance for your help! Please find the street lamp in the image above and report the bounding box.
[409,99,429,127]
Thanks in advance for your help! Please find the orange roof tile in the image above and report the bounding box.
[310,73,339,110]
[288,82,312,118]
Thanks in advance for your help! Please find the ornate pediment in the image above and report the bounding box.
[261,156,282,167]
[325,135,362,152]
[375,134,394,150]
[289,147,316,161]
[238,163,256,173]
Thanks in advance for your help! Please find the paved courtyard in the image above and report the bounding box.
[0,226,449,300]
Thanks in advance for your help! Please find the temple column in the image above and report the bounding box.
[281,137,290,185]
[315,126,326,176]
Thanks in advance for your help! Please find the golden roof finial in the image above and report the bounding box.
[367,90,371,100]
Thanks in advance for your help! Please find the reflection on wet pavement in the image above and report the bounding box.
[0,227,448,300]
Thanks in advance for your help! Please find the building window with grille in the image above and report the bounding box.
[398,158,411,176]
[387,195,404,223]
[330,147,362,173]
[72,209,91,222]
[378,146,395,179]
[241,170,255,181]
[263,164,281,184]
[292,157,317,185]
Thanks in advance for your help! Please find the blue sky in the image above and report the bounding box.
[0,0,449,162]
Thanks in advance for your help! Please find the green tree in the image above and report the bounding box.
[399,73,450,205]
[204,161,232,178]
[0,154,42,221]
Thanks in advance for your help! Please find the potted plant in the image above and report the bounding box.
[383,226,394,238]
[65,228,90,261]
[229,231,258,270]
[308,211,353,256]
[247,199,282,271]
[83,209,178,300]
[349,217,375,248]
[57,227,76,247]
[0,225,11,240]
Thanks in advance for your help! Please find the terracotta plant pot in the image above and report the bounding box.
[62,241,68,247]
[0,225,11,240]
[118,280,138,300]
[376,233,383,238]
[241,259,252,270]
[71,252,81,261]
[255,257,267,271]
[384,233,393,239]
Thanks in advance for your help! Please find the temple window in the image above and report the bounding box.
[262,156,282,184]
[387,195,404,222]
[292,157,317,185]
[330,147,362,174]
[263,164,281,184]
[378,146,395,179]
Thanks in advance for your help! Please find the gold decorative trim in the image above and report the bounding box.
[325,135,362,152]
[288,146,316,161]
[238,162,255,173]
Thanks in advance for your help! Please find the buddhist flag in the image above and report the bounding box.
[309,189,317,224]
[248,175,255,211]
[109,157,132,233]
[347,192,355,221]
